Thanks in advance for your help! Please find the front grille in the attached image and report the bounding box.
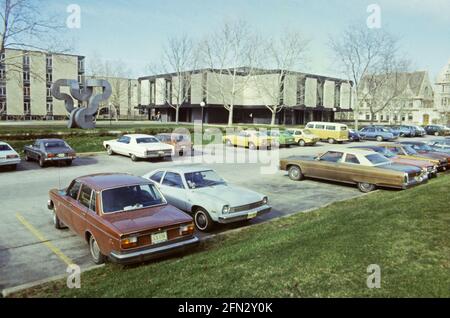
[230,201,264,213]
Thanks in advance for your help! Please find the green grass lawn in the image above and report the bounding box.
[12,175,450,298]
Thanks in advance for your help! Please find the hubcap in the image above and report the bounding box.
[360,183,371,190]
[90,238,100,261]
[196,212,207,230]
[53,213,57,225]
[290,168,300,179]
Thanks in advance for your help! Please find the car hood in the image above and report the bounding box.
[378,163,421,174]
[415,151,448,160]
[102,204,192,235]
[193,184,264,207]
[391,157,431,168]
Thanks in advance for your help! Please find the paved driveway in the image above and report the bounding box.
[0,136,440,292]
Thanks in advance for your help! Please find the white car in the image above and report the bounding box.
[0,141,20,170]
[142,166,272,232]
[103,134,174,161]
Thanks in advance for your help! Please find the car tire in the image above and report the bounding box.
[106,146,114,156]
[328,138,335,144]
[288,166,304,181]
[248,142,256,150]
[376,136,383,142]
[66,160,73,166]
[89,235,106,265]
[357,182,376,193]
[25,153,31,161]
[53,211,64,230]
[131,154,138,162]
[194,208,214,232]
[38,157,46,168]
[298,140,306,147]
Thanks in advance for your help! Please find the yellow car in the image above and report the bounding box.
[223,130,273,150]
[285,129,320,147]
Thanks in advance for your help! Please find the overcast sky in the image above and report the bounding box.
[45,0,450,81]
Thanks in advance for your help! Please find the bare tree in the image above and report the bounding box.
[254,31,309,126]
[1,0,69,77]
[202,20,259,126]
[151,35,198,124]
[329,24,404,129]
[88,55,132,121]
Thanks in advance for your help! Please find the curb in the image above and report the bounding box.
[1,264,105,298]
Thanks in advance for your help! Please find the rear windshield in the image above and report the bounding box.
[45,141,67,149]
[366,154,390,165]
[136,137,159,144]
[102,184,165,213]
[0,144,12,151]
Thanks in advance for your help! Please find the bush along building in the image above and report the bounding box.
[137,68,353,125]
[0,48,85,121]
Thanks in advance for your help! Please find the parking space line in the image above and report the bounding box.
[15,213,74,266]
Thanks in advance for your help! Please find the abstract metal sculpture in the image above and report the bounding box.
[51,79,112,129]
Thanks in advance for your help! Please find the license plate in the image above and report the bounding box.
[57,154,65,158]
[151,232,168,244]
[247,211,258,219]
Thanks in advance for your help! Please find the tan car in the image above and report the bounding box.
[280,149,427,193]
[156,133,194,156]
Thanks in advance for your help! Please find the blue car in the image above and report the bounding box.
[427,139,450,154]
[348,129,361,142]
[391,125,414,137]
[359,126,398,142]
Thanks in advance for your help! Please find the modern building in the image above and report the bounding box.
[137,68,353,125]
[434,59,450,124]
[355,71,439,125]
[0,48,85,120]
[86,75,144,120]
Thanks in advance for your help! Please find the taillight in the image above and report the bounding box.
[47,153,56,158]
[121,236,138,249]
[180,223,195,236]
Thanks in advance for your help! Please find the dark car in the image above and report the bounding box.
[24,139,76,167]
[391,125,415,137]
[404,125,426,137]
[359,126,397,142]
[348,129,361,142]
[424,125,450,136]
[400,141,450,170]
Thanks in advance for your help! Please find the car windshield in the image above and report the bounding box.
[185,170,226,189]
[303,129,313,135]
[403,145,418,155]
[0,144,12,151]
[410,143,432,151]
[45,141,67,148]
[102,184,165,213]
[136,137,159,144]
[375,148,396,158]
[366,154,391,165]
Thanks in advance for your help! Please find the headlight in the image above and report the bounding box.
[121,236,138,249]
[262,197,268,205]
[222,205,230,214]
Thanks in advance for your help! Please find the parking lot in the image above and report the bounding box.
[0,135,443,292]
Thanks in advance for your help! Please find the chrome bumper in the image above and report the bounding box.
[109,236,199,264]
[0,159,21,166]
[218,205,272,224]
[45,156,76,162]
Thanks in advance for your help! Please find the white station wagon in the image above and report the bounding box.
[103,134,174,161]
[142,166,272,231]
[0,141,20,170]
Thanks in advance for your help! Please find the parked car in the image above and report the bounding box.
[103,134,174,161]
[0,141,20,170]
[403,125,426,137]
[391,126,415,137]
[375,126,401,139]
[280,149,427,193]
[348,129,361,142]
[304,122,349,144]
[266,130,296,147]
[400,141,450,169]
[47,173,199,264]
[427,139,450,153]
[423,125,450,136]
[378,143,448,171]
[285,128,320,147]
[143,167,271,232]
[156,133,194,156]
[24,139,76,168]
[358,126,397,142]
[223,130,274,150]
[352,145,437,178]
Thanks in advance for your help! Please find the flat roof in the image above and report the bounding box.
[77,173,150,191]
[5,47,84,58]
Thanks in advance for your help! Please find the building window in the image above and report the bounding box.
[23,54,30,66]
[316,79,324,107]
[46,55,52,68]
[24,86,30,97]
[150,81,156,104]
[0,69,5,80]
[365,113,370,120]
[335,83,341,107]
[46,102,53,114]
[78,58,85,72]
[0,51,5,62]
[47,87,52,97]
[23,71,30,82]
[0,86,5,96]
[443,98,448,107]
[296,77,306,105]
[78,74,83,84]
[0,101,6,114]
[165,79,172,104]
[408,113,413,121]
[24,102,31,114]
[46,73,52,83]
[380,115,384,121]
